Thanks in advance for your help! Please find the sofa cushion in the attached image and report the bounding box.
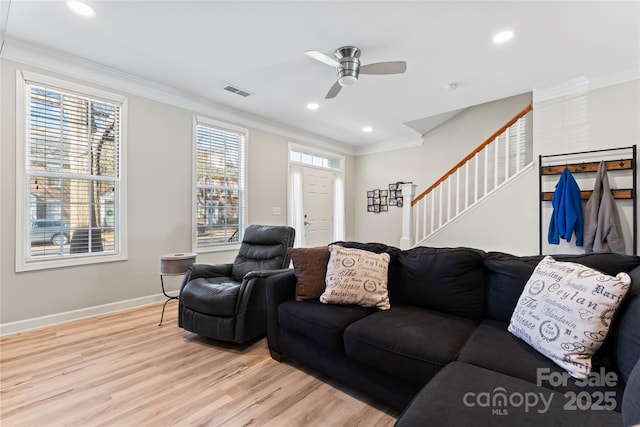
[458,320,625,407]
[459,320,566,384]
[392,247,486,321]
[320,245,391,310]
[277,299,375,352]
[288,246,330,301]
[180,277,241,316]
[344,304,477,386]
[508,256,631,379]
[483,252,640,323]
[395,361,622,427]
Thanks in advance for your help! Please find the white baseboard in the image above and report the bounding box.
[0,290,179,336]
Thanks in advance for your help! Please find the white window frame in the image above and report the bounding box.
[192,116,248,253]
[15,70,128,272]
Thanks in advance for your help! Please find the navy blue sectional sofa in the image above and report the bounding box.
[265,242,640,426]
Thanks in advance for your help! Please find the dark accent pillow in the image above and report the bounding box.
[615,291,640,384]
[394,247,486,321]
[288,246,330,301]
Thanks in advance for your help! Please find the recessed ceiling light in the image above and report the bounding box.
[492,30,514,44]
[66,0,96,17]
[362,126,373,133]
[306,102,319,110]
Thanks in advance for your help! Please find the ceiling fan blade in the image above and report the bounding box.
[305,50,340,68]
[359,61,407,75]
[325,81,343,99]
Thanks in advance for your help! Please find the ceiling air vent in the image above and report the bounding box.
[223,84,251,98]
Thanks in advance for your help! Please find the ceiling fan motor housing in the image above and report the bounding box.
[335,46,360,86]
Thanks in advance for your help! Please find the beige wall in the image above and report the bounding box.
[401,80,639,255]
[536,79,639,256]
[0,59,354,326]
[353,92,533,245]
[353,80,638,255]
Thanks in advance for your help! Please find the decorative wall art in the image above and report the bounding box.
[388,182,404,208]
[367,182,406,213]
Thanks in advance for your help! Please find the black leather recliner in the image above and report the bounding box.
[178,224,295,343]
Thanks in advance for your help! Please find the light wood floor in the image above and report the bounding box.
[0,301,400,426]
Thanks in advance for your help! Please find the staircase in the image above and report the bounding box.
[402,103,533,248]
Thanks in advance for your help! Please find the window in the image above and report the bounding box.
[16,71,127,271]
[194,117,246,250]
[290,148,341,170]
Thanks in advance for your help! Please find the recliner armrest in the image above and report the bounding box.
[242,268,293,281]
[179,263,234,296]
[188,263,233,279]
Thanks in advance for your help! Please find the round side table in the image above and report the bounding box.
[159,252,197,326]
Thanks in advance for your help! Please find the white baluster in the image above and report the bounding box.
[474,153,479,203]
[430,191,435,235]
[464,162,469,210]
[484,146,489,197]
[447,176,452,221]
[505,128,510,181]
[455,169,460,216]
[438,184,443,228]
[516,117,521,173]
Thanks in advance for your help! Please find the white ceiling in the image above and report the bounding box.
[2,1,639,154]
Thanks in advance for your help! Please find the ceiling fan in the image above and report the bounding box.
[304,46,407,99]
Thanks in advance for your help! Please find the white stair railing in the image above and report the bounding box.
[402,104,533,248]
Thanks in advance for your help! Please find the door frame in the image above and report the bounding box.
[288,143,345,247]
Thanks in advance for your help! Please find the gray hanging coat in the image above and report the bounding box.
[583,161,626,253]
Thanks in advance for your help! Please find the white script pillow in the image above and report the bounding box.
[320,245,391,310]
[508,256,631,379]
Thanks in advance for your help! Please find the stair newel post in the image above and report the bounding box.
[400,183,416,249]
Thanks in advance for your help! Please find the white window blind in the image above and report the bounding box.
[194,119,246,249]
[17,72,126,270]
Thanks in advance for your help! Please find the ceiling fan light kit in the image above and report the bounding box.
[305,45,407,99]
[336,46,361,87]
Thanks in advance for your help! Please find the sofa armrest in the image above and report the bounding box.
[265,270,297,360]
[235,268,293,314]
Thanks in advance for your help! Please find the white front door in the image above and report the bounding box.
[302,167,334,247]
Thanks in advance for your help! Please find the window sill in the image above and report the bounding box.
[16,253,128,272]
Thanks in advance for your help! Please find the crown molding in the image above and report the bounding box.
[533,70,640,104]
[2,38,356,156]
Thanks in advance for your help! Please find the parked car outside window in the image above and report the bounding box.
[31,220,70,246]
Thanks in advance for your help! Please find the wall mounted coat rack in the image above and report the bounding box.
[538,145,637,255]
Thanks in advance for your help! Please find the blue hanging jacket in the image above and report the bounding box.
[548,167,583,246]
